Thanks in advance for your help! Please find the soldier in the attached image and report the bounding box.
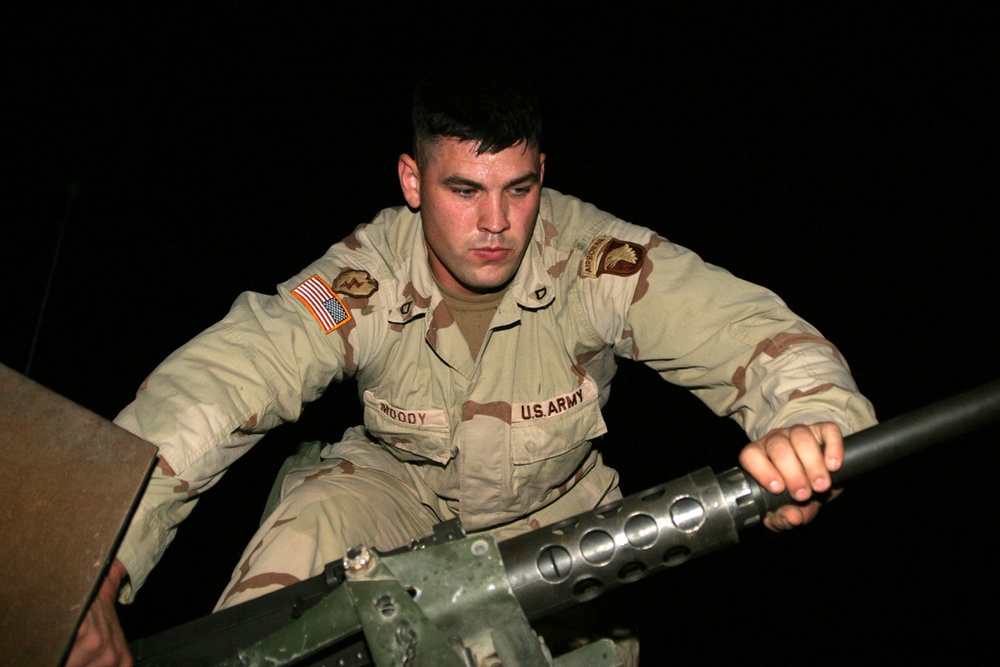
[67,73,876,666]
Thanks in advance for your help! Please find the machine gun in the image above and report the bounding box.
[128,380,1000,667]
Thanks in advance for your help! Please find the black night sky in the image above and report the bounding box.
[4,3,999,664]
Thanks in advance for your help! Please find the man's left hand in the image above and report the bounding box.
[738,422,845,531]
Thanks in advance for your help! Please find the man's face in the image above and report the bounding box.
[398,137,545,296]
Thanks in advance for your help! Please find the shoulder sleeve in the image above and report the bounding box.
[113,218,395,599]
[575,218,876,444]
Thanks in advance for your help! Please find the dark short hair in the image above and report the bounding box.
[411,73,543,166]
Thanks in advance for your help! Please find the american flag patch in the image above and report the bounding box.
[292,275,352,333]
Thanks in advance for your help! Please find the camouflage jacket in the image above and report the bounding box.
[113,188,877,600]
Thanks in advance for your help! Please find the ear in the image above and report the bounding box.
[539,152,546,185]
[398,154,421,209]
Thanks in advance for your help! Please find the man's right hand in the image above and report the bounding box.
[64,558,132,667]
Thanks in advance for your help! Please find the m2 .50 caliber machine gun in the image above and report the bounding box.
[128,380,1000,667]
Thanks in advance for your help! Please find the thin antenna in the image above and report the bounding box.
[25,182,80,378]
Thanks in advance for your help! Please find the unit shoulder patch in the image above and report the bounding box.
[332,269,379,298]
[580,236,645,278]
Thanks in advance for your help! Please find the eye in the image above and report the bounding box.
[509,185,533,197]
[452,187,476,198]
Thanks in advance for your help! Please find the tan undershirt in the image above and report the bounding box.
[435,279,506,359]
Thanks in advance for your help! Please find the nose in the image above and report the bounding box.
[478,194,510,234]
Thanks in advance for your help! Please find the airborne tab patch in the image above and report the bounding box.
[580,236,644,278]
[292,275,352,333]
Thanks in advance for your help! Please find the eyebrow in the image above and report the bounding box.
[440,171,541,191]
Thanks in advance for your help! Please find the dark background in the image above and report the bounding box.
[3,3,998,664]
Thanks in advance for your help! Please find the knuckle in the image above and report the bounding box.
[764,436,792,455]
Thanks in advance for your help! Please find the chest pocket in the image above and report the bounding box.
[362,389,454,465]
[508,376,608,465]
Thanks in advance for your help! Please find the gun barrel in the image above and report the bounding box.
[500,379,1000,620]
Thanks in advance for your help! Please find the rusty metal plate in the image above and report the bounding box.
[0,363,157,666]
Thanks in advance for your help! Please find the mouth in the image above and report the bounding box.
[471,247,513,262]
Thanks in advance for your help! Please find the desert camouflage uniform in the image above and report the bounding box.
[112,189,876,650]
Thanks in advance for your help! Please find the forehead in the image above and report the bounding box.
[422,137,541,178]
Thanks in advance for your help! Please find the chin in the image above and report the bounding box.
[463,274,513,294]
